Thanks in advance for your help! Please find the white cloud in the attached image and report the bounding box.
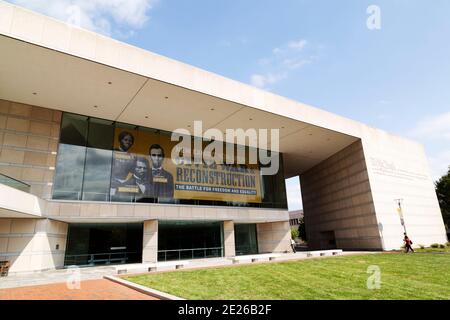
[282,58,311,70]
[410,112,450,141]
[250,73,286,89]
[9,0,157,37]
[288,39,307,51]
[272,47,282,55]
[407,112,450,181]
[250,38,314,88]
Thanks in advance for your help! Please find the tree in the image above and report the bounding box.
[291,228,299,240]
[297,217,307,242]
[435,166,450,230]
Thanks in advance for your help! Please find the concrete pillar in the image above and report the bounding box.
[142,220,158,263]
[223,220,235,257]
[0,218,68,273]
[256,221,291,253]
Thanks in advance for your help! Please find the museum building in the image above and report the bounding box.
[0,3,447,273]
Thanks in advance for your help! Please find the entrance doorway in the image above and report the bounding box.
[64,223,143,266]
[234,224,258,255]
[158,221,223,261]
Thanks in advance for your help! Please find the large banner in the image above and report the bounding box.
[110,128,262,203]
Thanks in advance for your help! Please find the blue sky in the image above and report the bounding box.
[7,0,450,211]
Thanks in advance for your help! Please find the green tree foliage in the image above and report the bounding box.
[297,217,307,242]
[291,228,299,240]
[435,166,450,230]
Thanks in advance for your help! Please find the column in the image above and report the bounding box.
[223,220,235,257]
[142,220,158,263]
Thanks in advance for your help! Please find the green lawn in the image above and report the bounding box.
[125,253,450,300]
[415,246,450,253]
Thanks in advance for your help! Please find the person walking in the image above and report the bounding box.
[403,233,414,253]
[291,238,297,253]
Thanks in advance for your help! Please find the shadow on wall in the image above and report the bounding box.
[0,218,67,273]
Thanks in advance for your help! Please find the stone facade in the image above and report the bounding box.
[0,218,68,273]
[142,220,158,263]
[223,221,236,257]
[0,99,61,199]
[301,140,382,250]
[256,221,292,253]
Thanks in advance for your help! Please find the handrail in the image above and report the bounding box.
[64,251,138,267]
[157,247,223,261]
[0,173,30,193]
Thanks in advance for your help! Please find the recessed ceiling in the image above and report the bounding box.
[0,34,359,178]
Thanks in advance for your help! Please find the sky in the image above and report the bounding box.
[6,0,450,211]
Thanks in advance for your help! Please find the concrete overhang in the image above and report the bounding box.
[0,2,363,178]
[0,184,44,219]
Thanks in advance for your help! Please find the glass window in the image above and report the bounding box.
[82,119,114,201]
[53,113,288,209]
[235,224,258,255]
[60,114,88,146]
[158,221,223,261]
[64,223,143,266]
[82,148,113,201]
[87,118,114,150]
[53,143,86,200]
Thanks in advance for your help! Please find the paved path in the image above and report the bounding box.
[0,279,157,300]
[0,265,117,289]
[0,251,377,290]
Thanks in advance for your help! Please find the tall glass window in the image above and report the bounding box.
[234,224,258,255]
[82,119,114,201]
[158,221,223,261]
[53,114,88,200]
[52,112,288,209]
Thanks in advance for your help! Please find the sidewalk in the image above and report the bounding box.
[0,279,158,300]
[0,251,376,290]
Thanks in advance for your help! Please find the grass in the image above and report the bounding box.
[414,246,450,253]
[125,253,450,300]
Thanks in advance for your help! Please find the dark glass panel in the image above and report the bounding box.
[60,114,88,146]
[87,118,114,150]
[234,224,258,255]
[82,148,113,201]
[64,223,143,266]
[158,221,223,261]
[52,143,86,200]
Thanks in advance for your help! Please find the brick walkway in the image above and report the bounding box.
[0,279,158,300]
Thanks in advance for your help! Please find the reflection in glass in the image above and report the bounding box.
[53,144,86,200]
[60,114,88,146]
[235,224,258,255]
[82,148,113,201]
[64,223,143,266]
[52,112,288,209]
[158,221,223,261]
